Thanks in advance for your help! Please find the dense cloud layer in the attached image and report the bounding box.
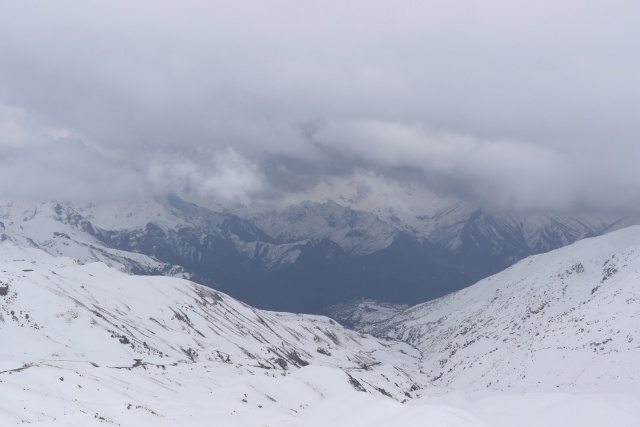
[0,1,638,211]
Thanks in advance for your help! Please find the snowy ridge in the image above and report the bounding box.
[254,174,624,256]
[234,239,304,270]
[448,208,618,254]
[364,226,640,392]
[0,200,183,277]
[250,200,399,256]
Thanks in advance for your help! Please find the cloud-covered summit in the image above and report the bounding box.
[0,1,638,212]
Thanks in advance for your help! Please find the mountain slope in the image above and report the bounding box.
[363,226,640,392]
[2,230,640,426]
[444,206,622,276]
[0,242,423,391]
[0,241,438,425]
[0,200,183,276]
[248,200,399,255]
[0,198,476,312]
[0,196,630,314]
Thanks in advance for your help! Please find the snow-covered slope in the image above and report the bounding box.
[0,241,434,424]
[363,226,640,392]
[424,203,619,254]
[0,200,183,276]
[2,231,640,426]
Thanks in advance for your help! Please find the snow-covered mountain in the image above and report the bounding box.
[246,198,623,275]
[0,241,432,424]
[361,226,640,392]
[0,200,186,277]
[258,174,625,260]
[0,196,631,314]
[2,223,640,425]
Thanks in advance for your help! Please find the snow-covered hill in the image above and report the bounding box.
[363,226,640,392]
[3,227,640,426]
[0,241,436,424]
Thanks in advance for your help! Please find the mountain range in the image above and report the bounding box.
[0,195,632,313]
[1,218,639,425]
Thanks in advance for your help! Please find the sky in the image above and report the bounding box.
[0,1,638,212]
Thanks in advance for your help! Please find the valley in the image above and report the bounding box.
[1,221,639,426]
[0,196,627,313]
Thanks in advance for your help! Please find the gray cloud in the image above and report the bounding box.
[0,1,638,212]
[0,137,148,202]
[147,148,264,204]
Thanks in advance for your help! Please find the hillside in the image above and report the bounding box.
[363,226,640,392]
[2,229,640,425]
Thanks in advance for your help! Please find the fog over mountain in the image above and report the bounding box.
[2,5,640,425]
[0,1,638,213]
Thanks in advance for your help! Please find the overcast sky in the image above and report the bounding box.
[0,1,638,212]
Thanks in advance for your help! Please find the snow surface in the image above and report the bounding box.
[365,226,640,394]
[0,242,429,425]
[2,228,640,425]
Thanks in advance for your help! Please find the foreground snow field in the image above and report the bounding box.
[1,228,640,426]
[3,363,639,426]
